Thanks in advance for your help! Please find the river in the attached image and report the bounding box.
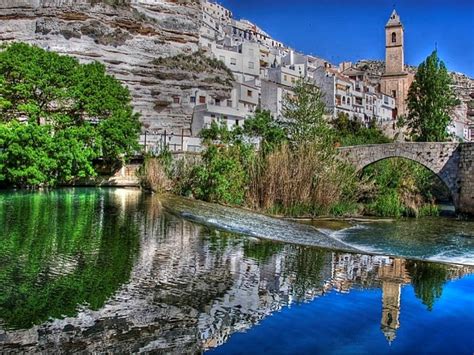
[0,188,473,354]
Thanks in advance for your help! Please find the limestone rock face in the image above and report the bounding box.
[0,0,227,134]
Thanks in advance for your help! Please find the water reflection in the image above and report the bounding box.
[0,190,472,353]
[0,189,141,330]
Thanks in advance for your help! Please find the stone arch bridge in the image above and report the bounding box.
[338,143,474,215]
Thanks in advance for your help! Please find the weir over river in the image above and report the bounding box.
[0,189,473,353]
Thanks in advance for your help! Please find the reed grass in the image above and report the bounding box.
[140,157,171,193]
[246,143,360,216]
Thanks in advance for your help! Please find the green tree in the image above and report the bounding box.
[406,50,460,142]
[0,42,141,187]
[243,109,286,155]
[281,78,333,146]
[332,112,391,146]
[188,122,255,205]
[192,144,250,205]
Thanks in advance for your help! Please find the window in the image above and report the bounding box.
[391,32,396,43]
[215,98,221,106]
[248,61,254,69]
[347,98,351,105]
[219,55,225,62]
[199,96,206,104]
[190,96,196,104]
[227,100,232,107]
[342,96,346,104]
[283,75,288,81]
[173,97,180,104]
[236,120,240,126]
[392,90,397,98]
[230,58,237,65]
[247,90,253,97]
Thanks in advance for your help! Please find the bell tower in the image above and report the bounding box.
[385,10,404,74]
[380,9,414,118]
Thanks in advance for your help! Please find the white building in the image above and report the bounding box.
[267,66,301,87]
[202,1,233,23]
[190,80,258,136]
[313,65,355,118]
[192,103,247,135]
[210,41,261,79]
[197,0,402,139]
[260,80,294,120]
[375,93,396,123]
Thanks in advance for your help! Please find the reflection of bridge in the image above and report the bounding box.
[338,143,474,215]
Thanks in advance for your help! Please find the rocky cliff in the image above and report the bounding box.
[0,0,231,135]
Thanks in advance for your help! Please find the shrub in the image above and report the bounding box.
[139,156,171,193]
[191,144,251,205]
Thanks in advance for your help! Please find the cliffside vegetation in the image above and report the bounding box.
[152,50,234,87]
[88,0,131,7]
[0,43,141,187]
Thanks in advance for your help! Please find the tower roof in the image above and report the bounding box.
[386,9,402,28]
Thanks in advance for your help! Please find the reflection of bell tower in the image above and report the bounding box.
[378,258,409,344]
[381,281,401,343]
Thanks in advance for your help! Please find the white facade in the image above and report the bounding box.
[191,80,257,136]
[202,1,233,22]
[130,0,167,4]
[192,103,248,135]
[211,42,260,78]
[261,80,294,120]
[267,66,301,87]
[375,94,396,122]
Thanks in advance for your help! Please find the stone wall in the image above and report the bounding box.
[458,143,474,215]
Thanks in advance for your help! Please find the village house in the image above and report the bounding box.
[189,1,471,143]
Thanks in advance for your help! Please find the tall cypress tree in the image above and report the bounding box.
[406,50,459,142]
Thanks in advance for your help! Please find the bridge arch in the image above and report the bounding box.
[338,143,461,206]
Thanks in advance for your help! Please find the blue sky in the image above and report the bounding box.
[217,0,474,77]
